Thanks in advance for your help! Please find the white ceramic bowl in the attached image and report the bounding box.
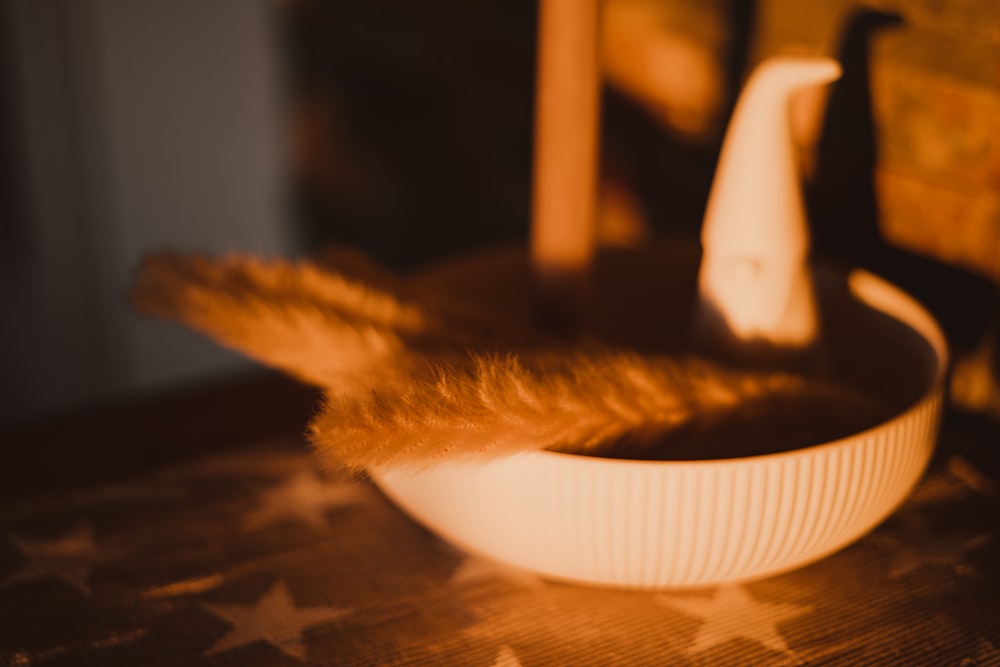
[373,246,946,589]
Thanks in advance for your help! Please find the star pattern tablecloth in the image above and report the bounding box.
[1,421,998,666]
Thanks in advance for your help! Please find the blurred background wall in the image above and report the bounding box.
[1,0,997,424]
[0,0,292,422]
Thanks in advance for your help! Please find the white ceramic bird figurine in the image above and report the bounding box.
[694,56,841,365]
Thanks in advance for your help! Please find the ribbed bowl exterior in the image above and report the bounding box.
[374,268,947,589]
[378,391,941,588]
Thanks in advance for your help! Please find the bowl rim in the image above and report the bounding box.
[434,264,949,472]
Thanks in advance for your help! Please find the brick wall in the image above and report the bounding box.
[752,0,1000,279]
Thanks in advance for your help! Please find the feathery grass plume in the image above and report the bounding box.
[131,252,886,470]
[130,252,475,390]
[304,246,521,342]
[130,252,548,383]
[309,347,873,471]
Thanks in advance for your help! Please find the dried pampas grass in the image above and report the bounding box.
[309,348,883,471]
[130,252,520,391]
[132,251,885,471]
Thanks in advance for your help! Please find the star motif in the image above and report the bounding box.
[202,580,351,660]
[965,639,1000,666]
[889,533,993,579]
[870,516,993,579]
[906,465,972,508]
[242,470,368,531]
[904,456,997,509]
[449,556,544,589]
[491,645,524,667]
[947,456,998,497]
[656,585,814,656]
[0,522,101,594]
[888,532,992,580]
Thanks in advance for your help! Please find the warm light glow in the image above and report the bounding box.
[530,0,601,310]
[602,0,724,139]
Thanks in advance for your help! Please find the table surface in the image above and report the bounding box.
[1,373,998,666]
